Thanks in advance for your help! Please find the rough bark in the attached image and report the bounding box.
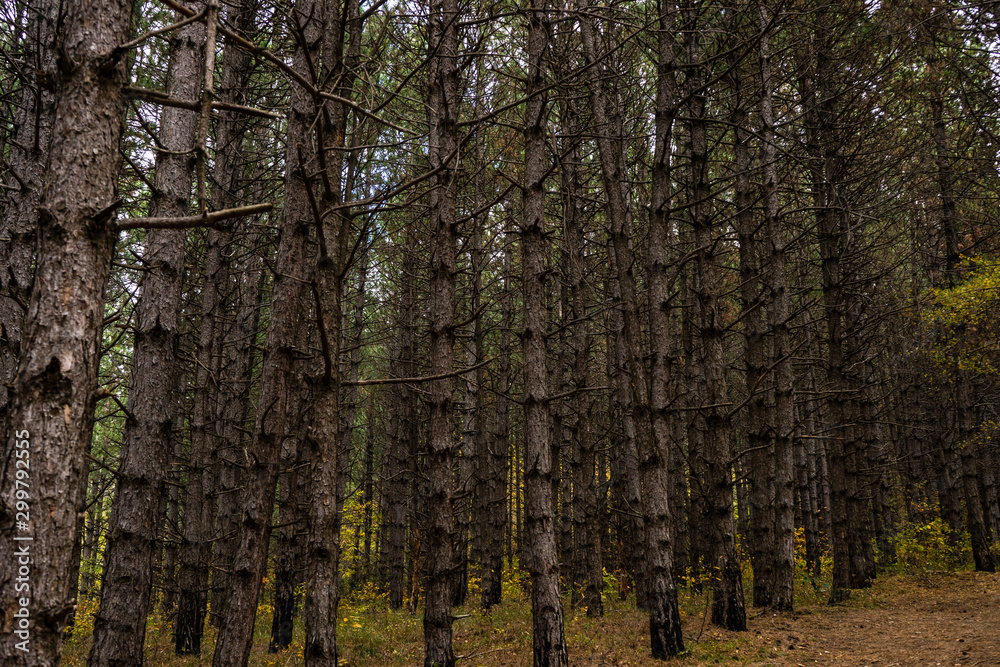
[729,26,773,609]
[760,2,796,610]
[269,409,305,654]
[386,230,417,609]
[577,0,650,609]
[210,2,317,662]
[955,375,995,572]
[482,241,513,609]
[174,238,219,654]
[558,98,601,617]
[522,2,569,663]
[424,0,461,661]
[0,0,57,441]
[207,0,261,627]
[683,0,746,630]
[0,0,136,662]
[644,0,685,654]
[89,8,202,663]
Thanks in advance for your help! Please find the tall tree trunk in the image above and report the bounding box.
[728,20,772,608]
[457,208,484,607]
[161,368,189,615]
[269,412,305,653]
[175,235,220,655]
[482,241,513,609]
[760,1,796,610]
[211,1,318,661]
[89,8,202,662]
[208,0,262,627]
[300,0,361,657]
[522,1,569,663]
[809,3,872,599]
[955,374,995,571]
[559,97,602,618]
[424,0,461,661]
[644,0,685,654]
[578,0,649,608]
[683,0,746,630]
[0,0,136,662]
[386,230,417,609]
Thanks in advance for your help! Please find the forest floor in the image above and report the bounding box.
[61,568,1000,666]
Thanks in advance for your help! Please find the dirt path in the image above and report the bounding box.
[737,570,1000,666]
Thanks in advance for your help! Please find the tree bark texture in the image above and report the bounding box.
[643,0,685,654]
[211,1,317,662]
[759,1,796,610]
[89,8,202,663]
[423,0,460,661]
[522,2,569,664]
[0,0,58,441]
[0,0,136,662]
[577,0,651,609]
[683,0,746,630]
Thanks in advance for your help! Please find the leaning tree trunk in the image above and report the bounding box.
[522,1,569,663]
[89,9,203,663]
[0,0,137,663]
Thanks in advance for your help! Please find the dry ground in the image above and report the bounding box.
[554,570,1000,667]
[62,569,1000,665]
[733,570,1000,667]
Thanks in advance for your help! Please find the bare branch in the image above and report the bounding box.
[344,357,495,387]
[126,86,282,119]
[114,203,273,231]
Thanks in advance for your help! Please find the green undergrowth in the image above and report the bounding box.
[60,517,984,665]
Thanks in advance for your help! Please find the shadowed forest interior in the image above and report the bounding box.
[1,0,1000,665]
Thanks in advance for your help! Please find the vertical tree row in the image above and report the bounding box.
[4,0,1000,664]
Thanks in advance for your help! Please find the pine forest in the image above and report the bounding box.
[1,0,1000,665]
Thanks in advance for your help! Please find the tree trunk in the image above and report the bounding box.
[0,0,136,662]
[0,0,57,440]
[578,0,649,608]
[644,0,685,654]
[207,0,261,627]
[423,0,461,661]
[481,240,513,609]
[759,1,795,610]
[89,8,202,662]
[729,24,772,608]
[521,1,569,663]
[269,418,305,653]
[955,375,995,572]
[386,230,417,609]
[211,2,317,661]
[683,0,746,630]
[558,96,602,618]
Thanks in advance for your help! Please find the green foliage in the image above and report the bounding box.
[892,503,968,573]
[922,258,1000,374]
